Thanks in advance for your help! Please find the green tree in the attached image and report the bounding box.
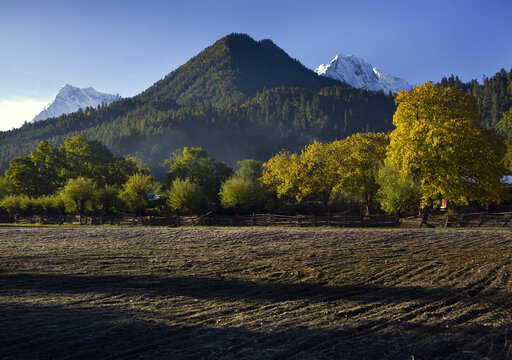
[59,177,96,214]
[0,195,22,219]
[235,159,263,183]
[4,156,42,196]
[103,157,141,188]
[61,136,116,186]
[97,186,119,214]
[161,147,232,206]
[33,195,65,214]
[167,178,204,214]
[119,173,155,215]
[3,137,140,196]
[385,82,507,208]
[0,176,14,199]
[4,140,65,197]
[377,160,421,214]
[219,176,258,213]
[30,140,65,194]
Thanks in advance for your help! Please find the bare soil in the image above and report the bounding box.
[1,226,512,359]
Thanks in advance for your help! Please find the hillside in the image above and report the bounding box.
[440,68,512,129]
[0,34,396,177]
[139,33,344,106]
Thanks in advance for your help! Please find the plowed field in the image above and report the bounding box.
[1,227,512,359]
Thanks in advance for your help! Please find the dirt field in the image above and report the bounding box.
[1,226,512,359]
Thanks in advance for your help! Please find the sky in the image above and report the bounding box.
[1,0,511,131]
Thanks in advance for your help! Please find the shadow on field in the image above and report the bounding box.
[0,272,510,306]
[0,301,509,360]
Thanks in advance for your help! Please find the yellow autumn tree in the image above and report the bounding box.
[259,150,301,203]
[332,132,389,214]
[383,81,507,209]
[260,142,339,209]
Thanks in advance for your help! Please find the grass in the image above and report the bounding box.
[1,227,512,359]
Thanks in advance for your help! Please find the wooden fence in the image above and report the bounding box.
[408,212,512,228]
[4,212,512,228]
[0,213,399,227]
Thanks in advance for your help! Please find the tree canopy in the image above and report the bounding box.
[119,173,155,215]
[166,178,205,214]
[59,177,96,215]
[332,132,389,214]
[161,147,232,206]
[4,136,139,196]
[384,82,507,208]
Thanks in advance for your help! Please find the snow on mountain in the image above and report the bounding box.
[32,84,120,122]
[315,54,412,93]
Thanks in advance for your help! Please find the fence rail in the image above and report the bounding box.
[0,213,399,228]
[3,212,512,228]
[414,212,512,228]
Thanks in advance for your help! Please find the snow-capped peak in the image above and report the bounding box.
[32,84,121,122]
[315,54,412,93]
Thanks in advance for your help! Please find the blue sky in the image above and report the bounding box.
[1,0,511,130]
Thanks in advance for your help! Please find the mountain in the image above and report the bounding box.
[0,34,396,177]
[315,54,412,93]
[32,84,120,122]
[139,33,345,106]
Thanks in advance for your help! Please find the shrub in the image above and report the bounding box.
[219,176,258,213]
[167,178,204,214]
[0,195,22,215]
[59,177,96,214]
[119,174,155,215]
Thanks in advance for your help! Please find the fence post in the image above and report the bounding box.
[502,215,510,228]
[252,212,256,226]
[267,213,271,226]
[312,214,316,227]
[328,212,332,227]
[176,214,180,227]
[419,212,428,228]
[477,212,485,227]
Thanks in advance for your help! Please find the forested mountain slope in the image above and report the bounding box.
[139,33,344,106]
[440,68,512,129]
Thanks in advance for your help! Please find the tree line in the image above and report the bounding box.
[1,82,512,219]
[440,67,512,129]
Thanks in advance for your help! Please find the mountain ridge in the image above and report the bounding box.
[32,84,120,122]
[315,54,412,93]
[139,33,346,106]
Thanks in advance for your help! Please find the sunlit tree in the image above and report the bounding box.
[382,82,507,208]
